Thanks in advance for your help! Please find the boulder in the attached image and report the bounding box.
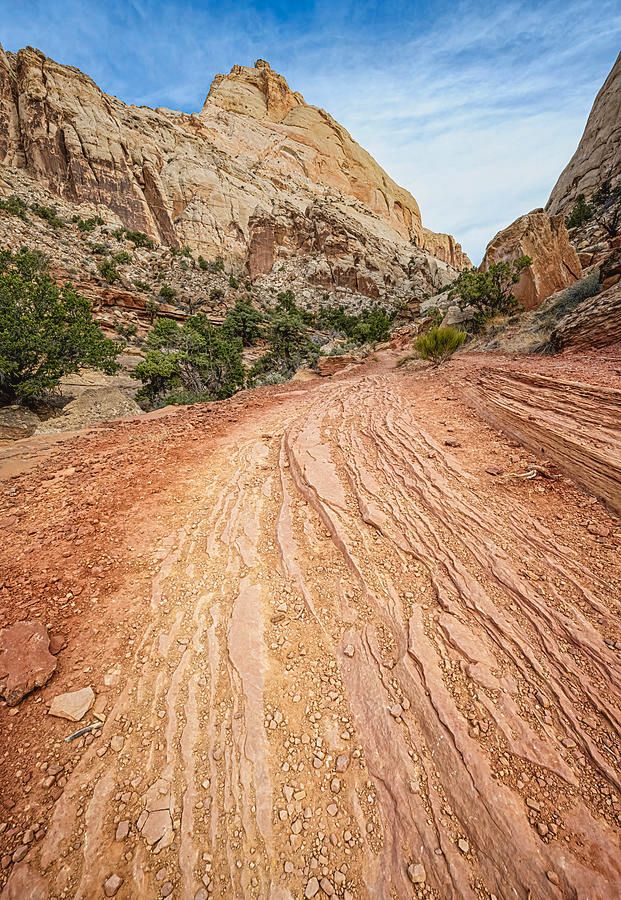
[441,304,476,327]
[48,686,95,721]
[0,406,40,441]
[35,387,142,434]
[481,209,581,310]
[0,620,57,706]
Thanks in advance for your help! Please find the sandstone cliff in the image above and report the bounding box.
[481,209,581,309]
[547,52,621,214]
[0,48,469,304]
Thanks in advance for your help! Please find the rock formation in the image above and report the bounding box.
[0,48,469,305]
[547,52,621,214]
[481,209,581,309]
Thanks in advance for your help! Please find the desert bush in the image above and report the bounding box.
[30,203,64,228]
[315,302,395,344]
[414,326,466,365]
[115,228,155,249]
[566,194,593,229]
[0,247,119,403]
[222,298,265,346]
[98,258,120,283]
[113,250,132,264]
[448,256,531,326]
[159,284,177,301]
[0,195,29,219]
[210,287,224,302]
[132,315,244,406]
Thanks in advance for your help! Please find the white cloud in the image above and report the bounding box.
[1,0,619,260]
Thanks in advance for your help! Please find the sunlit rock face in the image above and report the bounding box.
[0,48,469,302]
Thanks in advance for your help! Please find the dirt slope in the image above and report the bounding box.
[1,351,620,899]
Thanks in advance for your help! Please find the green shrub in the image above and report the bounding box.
[198,255,225,273]
[132,315,244,406]
[145,298,160,323]
[210,287,224,302]
[98,258,120,284]
[316,302,395,344]
[115,322,138,339]
[229,274,239,289]
[566,194,593,229]
[448,256,531,327]
[89,242,108,256]
[222,298,265,346]
[159,284,177,301]
[0,247,119,403]
[113,250,132,264]
[30,203,63,228]
[414,326,466,365]
[0,195,29,219]
[73,215,104,233]
[117,229,155,249]
[133,279,151,292]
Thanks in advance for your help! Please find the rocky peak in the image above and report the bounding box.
[202,59,305,123]
[547,52,621,214]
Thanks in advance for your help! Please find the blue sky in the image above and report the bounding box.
[1,1,619,261]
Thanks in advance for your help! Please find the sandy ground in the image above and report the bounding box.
[0,349,620,900]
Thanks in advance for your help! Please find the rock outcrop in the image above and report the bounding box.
[481,209,581,309]
[550,280,621,350]
[0,48,469,303]
[547,52,621,215]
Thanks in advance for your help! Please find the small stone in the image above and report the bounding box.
[161,883,174,898]
[320,877,335,896]
[327,803,338,817]
[335,754,349,772]
[284,861,294,874]
[537,823,549,837]
[330,778,341,794]
[116,821,130,841]
[390,704,403,718]
[546,871,560,885]
[48,686,95,722]
[111,735,125,753]
[305,876,320,898]
[12,845,29,863]
[526,798,541,812]
[407,863,426,884]
[343,645,355,658]
[104,874,123,897]
[458,838,469,854]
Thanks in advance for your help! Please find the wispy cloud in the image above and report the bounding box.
[0,0,619,260]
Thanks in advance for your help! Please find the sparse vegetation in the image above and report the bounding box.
[132,316,244,407]
[414,325,467,365]
[229,274,239,289]
[133,279,151,293]
[0,247,119,404]
[98,258,121,283]
[591,179,621,237]
[210,287,224,302]
[72,215,104,233]
[0,195,29,220]
[222,298,265,346]
[198,255,225,273]
[112,250,132,264]
[30,202,64,228]
[316,302,394,344]
[448,256,532,327]
[115,228,155,249]
[159,284,177,302]
[566,194,593,229]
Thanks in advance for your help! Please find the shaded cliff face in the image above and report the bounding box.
[0,48,469,303]
[547,52,621,214]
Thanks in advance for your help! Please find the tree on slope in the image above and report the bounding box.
[0,247,120,405]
